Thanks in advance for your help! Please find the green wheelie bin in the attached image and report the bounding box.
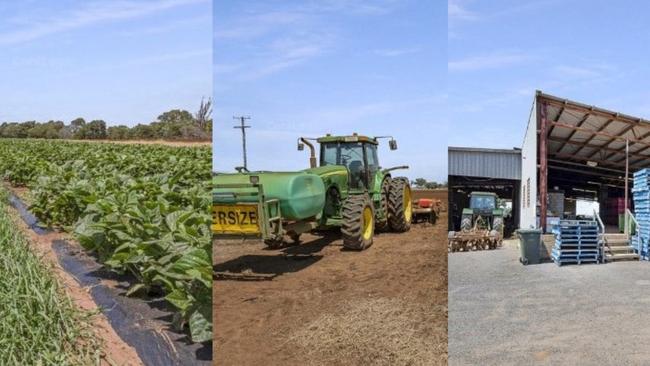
[517,229,542,265]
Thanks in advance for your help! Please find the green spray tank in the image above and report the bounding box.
[213,171,326,220]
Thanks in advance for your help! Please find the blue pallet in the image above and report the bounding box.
[554,241,600,248]
[552,227,598,232]
[551,252,599,259]
[552,253,599,259]
[555,228,599,232]
[552,248,600,255]
[554,236,599,241]
[551,219,603,265]
[552,257,600,266]
[554,245,600,250]
[555,238,599,245]
[552,252,600,259]
[634,174,650,264]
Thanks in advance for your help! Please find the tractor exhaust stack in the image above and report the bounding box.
[298,137,317,168]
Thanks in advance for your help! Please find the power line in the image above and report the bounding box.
[233,116,251,170]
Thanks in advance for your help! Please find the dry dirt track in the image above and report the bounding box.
[213,212,448,366]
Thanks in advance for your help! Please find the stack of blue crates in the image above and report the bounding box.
[633,169,650,259]
[550,220,600,266]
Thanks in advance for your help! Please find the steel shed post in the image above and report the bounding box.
[540,102,548,233]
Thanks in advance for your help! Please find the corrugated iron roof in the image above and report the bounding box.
[448,146,521,180]
[538,91,650,170]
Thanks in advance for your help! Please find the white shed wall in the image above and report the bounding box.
[520,98,538,229]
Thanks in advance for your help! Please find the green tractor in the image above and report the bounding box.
[460,192,504,234]
[212,134,413,250]
[448,191,504,251]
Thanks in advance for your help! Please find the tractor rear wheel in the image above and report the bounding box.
[375,178,391,232]
[341,194,374,250]
[388,178,412,232]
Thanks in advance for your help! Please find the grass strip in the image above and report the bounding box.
[0,188,101,365]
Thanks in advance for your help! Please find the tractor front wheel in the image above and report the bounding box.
[341,194,375,250]
[460,215,472,231]
[388,178,412,232]
[493,217,503,233]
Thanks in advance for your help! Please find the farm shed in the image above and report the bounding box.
[448,147,521,237]
[521,91,650,233]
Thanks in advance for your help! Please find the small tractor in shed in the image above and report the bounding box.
[448,191,504,251]
[213,134,413,250]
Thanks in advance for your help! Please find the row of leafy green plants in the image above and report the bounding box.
[0,139,212,343]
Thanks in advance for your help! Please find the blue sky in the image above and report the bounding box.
[449,0,650,150]
[213,0,447,181]
[0,0,212,126]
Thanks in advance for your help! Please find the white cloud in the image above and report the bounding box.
[214,10,308,40]
[214,1,402,81]
[125,49,212,66]
[455,87,533,113]
[0,0,207,45]
[306,0,399,15]
[214,63,242,75]
[118,14,211,37]
[448,0,478,21]
[552,64,615,79]
[373,47,421,57]
[449,52,531,71]
[242,36,330,80]
[294,95,445,128]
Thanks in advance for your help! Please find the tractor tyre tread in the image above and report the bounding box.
[341,194,373,250]
[375,178,392,232]
[388,177,412,232]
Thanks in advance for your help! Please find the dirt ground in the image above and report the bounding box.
[3,186,141,366]
[213,212,448,365]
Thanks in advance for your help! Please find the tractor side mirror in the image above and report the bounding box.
[297,142,304,151]
[389,139,398,150]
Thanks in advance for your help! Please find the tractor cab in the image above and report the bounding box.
[469,192,498,215]
[297,133,397,191]
[318,135,379,190]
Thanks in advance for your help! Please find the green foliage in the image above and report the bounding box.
[0,188,101,364]
[75,120,107,139]
[413,178,427,188]
[411,178,447,189]
[0,139,212,343]
[107,125,130,140]
[0,100,212,141]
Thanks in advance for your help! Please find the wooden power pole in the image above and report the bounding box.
[233,116,251,170]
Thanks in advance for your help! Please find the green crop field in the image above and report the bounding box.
[0,139,212,343]
[0,187,101,365]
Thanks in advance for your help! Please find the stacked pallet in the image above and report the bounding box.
[632,169,650,259]
[550,220,600,266]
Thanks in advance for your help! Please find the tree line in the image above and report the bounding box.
[0,99,212,141]
[412,178,448,189]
